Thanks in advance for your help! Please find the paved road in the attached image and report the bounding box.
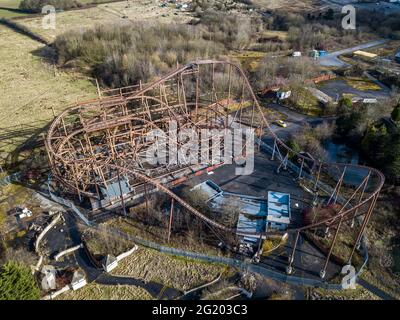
[319,39,388,67]
[266,103,336,141]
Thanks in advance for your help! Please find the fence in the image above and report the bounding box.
[94,223,345,290]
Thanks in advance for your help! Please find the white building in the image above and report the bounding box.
[17,207,32,219]
[71,270,87,291]
[102,254,118,273]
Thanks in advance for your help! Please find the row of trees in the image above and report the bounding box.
[54,22,227,88]
[19,0,82,13]
[287,122,335,162]
[336,100,400,184]
[0,262,40,300]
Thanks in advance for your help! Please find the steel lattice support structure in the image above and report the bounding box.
[45,60,385,276]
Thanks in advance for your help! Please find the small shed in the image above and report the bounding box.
[71,270,87,291]
[102,254,118,273]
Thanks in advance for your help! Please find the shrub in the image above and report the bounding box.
[19,0,82,13]
[0,261,40,300]
[54,22,226,87]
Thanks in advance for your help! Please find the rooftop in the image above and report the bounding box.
[267,191,291,225]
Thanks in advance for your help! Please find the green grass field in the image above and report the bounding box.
[0,0,110,18]
[0,0,26,18]
[0,24,97,161]
[0,0,21,9]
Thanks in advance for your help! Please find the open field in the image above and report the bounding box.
[16,0,194,42]
[309,285,380,300]
[56,283,153,300]
[0,0,21,7]
[0,24,97,160]
[0,0,26,18]
[366,41,400,57]
[252,0,316,12]
[111,246,232,292]
[104,217,224,256]
[345,77,381,91]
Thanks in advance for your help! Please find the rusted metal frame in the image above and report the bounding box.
[45,60,386,241]
[168,198,174,243]
[287,231,301,273]
[320,172,372,275]
[271,139,287,171]
[70,162,83,201]
[257,125,263,151]
[229,78,245,127]
[350,171,371,228]
[327,166,347,205]
[195,65,200,123]
[298,158,305,179]
[277,152,289,172]
[320,213,344,278]
[60,117,69,137]
[347,192,379,265]
[127,114,136,151]
[271,138,277,160]
[83,127,109,195]
[334,166,347,204]
[92,163,101,201]
[326,172,371,225]
[106,125,116,159]
[144,183,149,216]
[176,75,182,113]
[179,73,188,115]
[314,162,322,191]
[62,131,84,197]
[161,84,182,124]
[250,102,256,129]
[43,135,54,167]
[226,64,232,128]
[116,166,127,216]
[211,63,219,113]
[239,78,246,124]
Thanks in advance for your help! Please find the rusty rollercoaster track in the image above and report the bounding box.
[45,60,385,277]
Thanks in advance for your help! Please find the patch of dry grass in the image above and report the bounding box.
[106,217,223,256]
[16,1,193,42]
[56,283,153,300]
[310,285,381,300]
[0,24,97,158]
[111,246,229,292]
[251,0,315,12]
[346,77,381,91]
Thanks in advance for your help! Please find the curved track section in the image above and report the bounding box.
[46,60,384,273]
